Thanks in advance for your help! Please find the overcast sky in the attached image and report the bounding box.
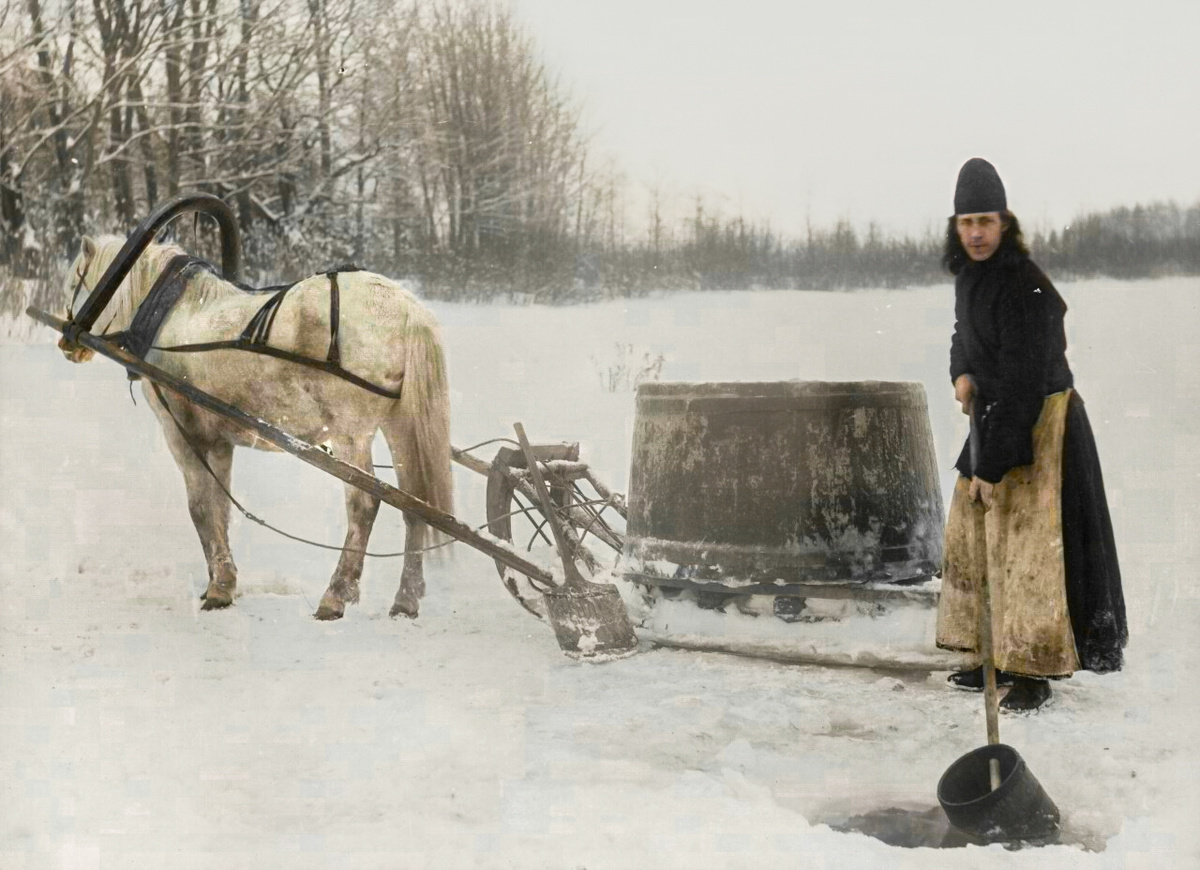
[512,0,1200,240]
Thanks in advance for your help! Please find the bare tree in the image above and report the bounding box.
[405,0,588,274]
[1,0,593,291]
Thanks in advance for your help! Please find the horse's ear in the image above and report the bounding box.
[81,235,97,262]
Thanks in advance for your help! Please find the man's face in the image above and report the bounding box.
[956,212,1005,262]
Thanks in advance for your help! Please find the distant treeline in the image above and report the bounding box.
[564,200,1200,301]
[2,0,1197,307]
[1031,202,1200,281]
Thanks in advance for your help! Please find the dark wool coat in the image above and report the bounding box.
[947,240,1127,672]
[949,243,1073,482]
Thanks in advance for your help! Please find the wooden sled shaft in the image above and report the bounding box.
[29,306,555,587]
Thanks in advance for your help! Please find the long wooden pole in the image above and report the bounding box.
[513,422,588,589]
[969,401,1002,791]
[28,306,556,587]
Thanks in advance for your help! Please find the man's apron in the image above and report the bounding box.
[936,389,1080,677]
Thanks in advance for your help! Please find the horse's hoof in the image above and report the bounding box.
[200,596,232,611]
[389,601,418,619]
[314,592,345,621]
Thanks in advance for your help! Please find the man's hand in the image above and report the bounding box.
[954,374,975,415]
[969,476,994,508]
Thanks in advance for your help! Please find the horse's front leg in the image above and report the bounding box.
[150,390,238,608]
[315,443,381,620]
[390,515,426,619]
[194,441,239,609]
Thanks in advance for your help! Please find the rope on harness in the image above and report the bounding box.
[149,381,452,559]
[379,436,519,469]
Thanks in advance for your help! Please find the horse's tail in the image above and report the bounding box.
[394,303,454,541]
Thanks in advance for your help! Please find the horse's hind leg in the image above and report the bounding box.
[380,419,429,619]
[390,515,426,619]
[314,441,380,620]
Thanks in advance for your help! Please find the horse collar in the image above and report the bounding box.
[112,255,208,363]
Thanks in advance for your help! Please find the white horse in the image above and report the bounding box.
[59,235,453,620]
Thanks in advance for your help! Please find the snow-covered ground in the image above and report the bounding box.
[2,277,1197,868]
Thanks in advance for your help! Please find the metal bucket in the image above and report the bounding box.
[623,381,944,592]
[937,744,1060,843]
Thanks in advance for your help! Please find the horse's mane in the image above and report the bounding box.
[85,235,204,333]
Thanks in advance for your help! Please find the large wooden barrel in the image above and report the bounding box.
[623,381,944,594]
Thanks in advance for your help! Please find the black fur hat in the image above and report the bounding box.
[954,158,1007,215]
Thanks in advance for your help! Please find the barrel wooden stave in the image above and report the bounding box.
[625,381,945,589]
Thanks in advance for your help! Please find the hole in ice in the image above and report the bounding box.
[826,805,1098,850]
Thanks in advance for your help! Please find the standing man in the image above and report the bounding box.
[935,158,1127,711]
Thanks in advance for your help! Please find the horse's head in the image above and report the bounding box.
[58,234,152,363]
[59,236,104,362]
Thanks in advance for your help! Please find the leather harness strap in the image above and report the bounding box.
[242,285,290,346]
[327,270,342,367]
[110,262,402,400]
[108,254,203,360]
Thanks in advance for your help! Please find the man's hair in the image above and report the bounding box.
[942,210,1029,275]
